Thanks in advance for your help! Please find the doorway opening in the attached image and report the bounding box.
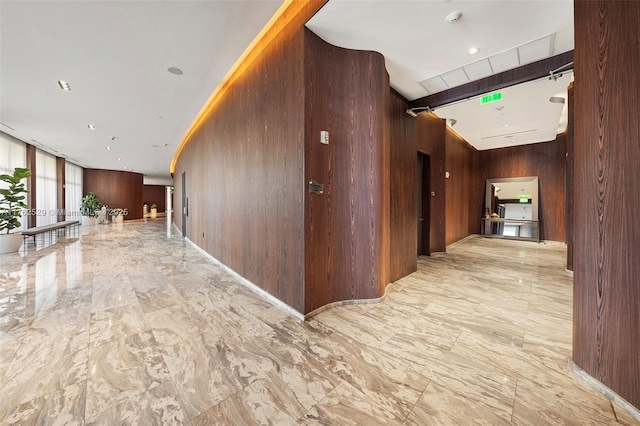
[418,153,430,256]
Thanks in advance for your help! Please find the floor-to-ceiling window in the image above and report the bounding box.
[65,162,83,221]
[0,132,27,231]
[35,149,57,226]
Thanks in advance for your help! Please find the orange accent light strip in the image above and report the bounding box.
[170,0,316,173]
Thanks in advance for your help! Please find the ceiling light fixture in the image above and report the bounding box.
[117,158,121,161]
[110,136,116,141]
[467,47,479,55]
[105,146,111,150]
[58,80,71,91]
[167,67,183,75]
[88,124,96,130]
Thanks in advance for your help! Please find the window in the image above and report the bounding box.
[36,150,57,226]
[0,133,27,231]
[65,162,83,221]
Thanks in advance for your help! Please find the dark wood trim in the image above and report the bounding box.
[56,157,65,222]
[411,51,574,108]
[25,144,36,228]
[565,82,574,271]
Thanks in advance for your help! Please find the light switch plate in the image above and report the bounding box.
[320,130,329,145]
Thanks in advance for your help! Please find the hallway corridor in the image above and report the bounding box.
[0,221,636,425]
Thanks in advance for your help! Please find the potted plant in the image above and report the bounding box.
[0,167,31,254]
[80,193,101,226]
[111,208,125,224]
[150,203,158,218]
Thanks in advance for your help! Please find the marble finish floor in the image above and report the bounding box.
[0,220,638,425]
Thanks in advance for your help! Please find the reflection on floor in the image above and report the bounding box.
[0,221,637,425]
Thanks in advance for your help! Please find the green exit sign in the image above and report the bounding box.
[481,92,502,104]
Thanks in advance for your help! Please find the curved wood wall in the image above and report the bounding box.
[83,169,143,220]
[173,13,392,314]
[304,30,390,313]
[173,5,311,312]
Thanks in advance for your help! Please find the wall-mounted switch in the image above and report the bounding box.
[320,131,329,145]
[308,180,324,195]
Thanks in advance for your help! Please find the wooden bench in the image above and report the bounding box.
[23,220,80,244]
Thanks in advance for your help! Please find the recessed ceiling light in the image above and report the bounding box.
[88,124,96,130]
[163,143,169,146]
[467,47,479,55]
[58,80,71,91]
[495,106,504,111]
[504,124,510,127]
[117,158,121,161]
[105,146,111,150]
[152,144,159,148]
[167,67,183,75]
[110,136,116,141]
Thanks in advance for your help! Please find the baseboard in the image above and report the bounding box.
[569,360,640,421]
[184,238,304,321]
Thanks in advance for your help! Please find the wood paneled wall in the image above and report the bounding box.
[478,139,566,242]
[173,3,326,313]
[417,114,447,253]
[445,129,477,245]
[573,0,640,409]
[304,30,390,313]
[389,91,418,281]
[143,185,166,212]
[83,169,144,220]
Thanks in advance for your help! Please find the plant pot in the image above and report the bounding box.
[150,208,158,218]
[0,233,23,254]
[112,215,124,224]
[82,216,96,226]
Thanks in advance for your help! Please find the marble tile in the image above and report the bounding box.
[511,378,620,425]
[85,380,189,426]
[90,280,138,313]
[0,221,633,424]
[308,332,428,421]
[191,374,300,426]
[313,305,396,348]
[159,328,245,419]
[406,371,516,425]
[0,381,85,426]
[146,301,217,347]
[89,303,150,349]
[0,329,88,411]
[134,282,185,313]
[300,381,401,425]
[85,330,171,419]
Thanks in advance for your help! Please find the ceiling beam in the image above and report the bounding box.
[410,51,574,109]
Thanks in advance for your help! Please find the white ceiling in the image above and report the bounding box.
[307,0,575,150]
[434,72,572,150]
[1,1,574,183]
[0,0,283,185]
